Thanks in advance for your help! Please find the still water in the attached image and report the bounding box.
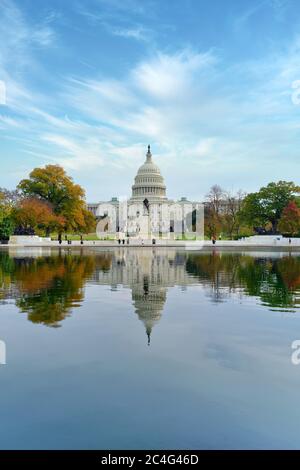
[0,247,300,449]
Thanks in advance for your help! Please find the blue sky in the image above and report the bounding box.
[0,0,300,201]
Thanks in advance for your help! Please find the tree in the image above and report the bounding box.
[79,207,96,234]
[0,217,14,241]
[13,198,65,236]
[204,185,225,238]
[222,190,246,239]
[0,188,20,206]
[206,185,225,217]
[0,189,16,219]
[240,181,300,233]
[204,206,222,239]
[204,186,247,239]
[18,165,95,234]
[0,189,17,240]
[278,201,300,236]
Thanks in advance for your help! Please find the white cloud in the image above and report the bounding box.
[39,134,105,170]
[1,1,300,200]
[0,114,25,128]
[133,50,216,99]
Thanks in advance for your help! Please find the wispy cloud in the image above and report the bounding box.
[233,0,290,31]
[0,0,300,200]
[110,25,150,42]
[270,0,290,21]
[233,0,268,30]
[0,0,56,66]
[0,0,57,116]
[75,0,156,44]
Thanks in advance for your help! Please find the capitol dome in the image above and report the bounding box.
[131,145,167,201]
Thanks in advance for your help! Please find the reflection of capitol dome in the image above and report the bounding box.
[131,145,167,201]
[132,275,166,345]
[93,249,193,345]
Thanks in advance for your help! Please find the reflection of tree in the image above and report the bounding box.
[1,249,300,330]
[94,254,112,273]
[186,253,300,311]
[0,253,96,326]
[186,252,244,303]
[0,253,15,301]
[236,257,296,310]
[17,255,96,326]
[278,257,300,291]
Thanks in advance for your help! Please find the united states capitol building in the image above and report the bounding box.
[88,145,202,239]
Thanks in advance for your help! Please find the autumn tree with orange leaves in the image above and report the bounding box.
[278,201,300,236]
[18,165,95,234]
[13,198,65,236]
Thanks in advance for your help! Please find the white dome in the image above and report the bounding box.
[131,145,167,201]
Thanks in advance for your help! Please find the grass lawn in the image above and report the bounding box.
[50,233,114,241]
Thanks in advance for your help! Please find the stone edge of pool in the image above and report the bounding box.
[1,241,300,251]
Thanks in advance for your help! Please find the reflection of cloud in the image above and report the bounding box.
[205,342,254,372]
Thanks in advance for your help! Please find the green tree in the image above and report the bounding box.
[0,189,17,240]
[18,165,95,234]
[240,181,300,233]
[0,217,14,240]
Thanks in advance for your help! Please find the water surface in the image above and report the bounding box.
[0,247,300,449]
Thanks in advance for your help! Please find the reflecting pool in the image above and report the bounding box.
[0,247,300,449]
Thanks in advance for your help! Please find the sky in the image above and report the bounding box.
[0,0,300,202]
